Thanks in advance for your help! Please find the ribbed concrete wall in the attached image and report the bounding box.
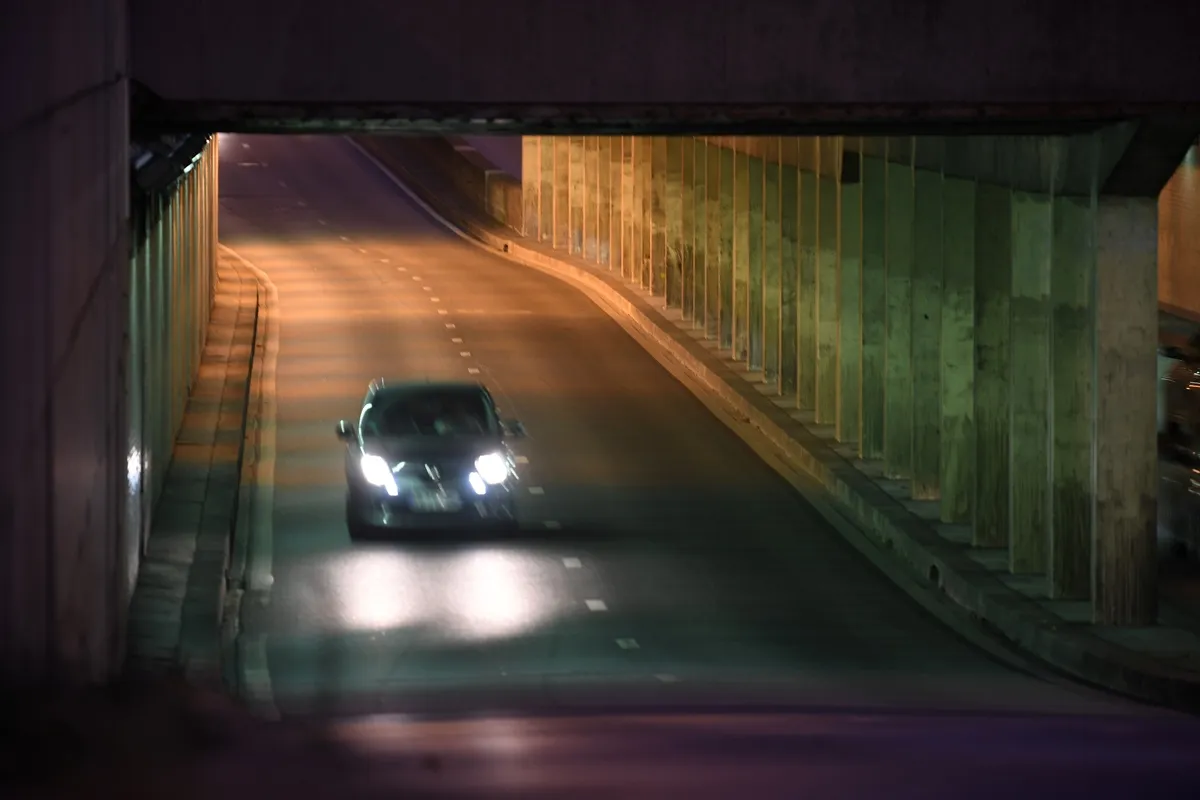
[0,0,130,686]
[1160,145,1200,321]
[0,0,220,687]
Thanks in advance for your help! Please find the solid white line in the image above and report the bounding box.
[585,599,608,612]
[562,557,582,568]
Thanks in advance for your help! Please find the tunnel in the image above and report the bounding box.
[5,0,1200,732]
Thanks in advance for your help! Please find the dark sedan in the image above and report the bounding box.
[336,379,525,539]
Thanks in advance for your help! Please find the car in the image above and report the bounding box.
[336,379,526,539]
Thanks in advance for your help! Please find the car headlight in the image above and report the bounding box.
[474,452,509,485]
[360,454,398,496]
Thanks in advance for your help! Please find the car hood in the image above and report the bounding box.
[362,436,503,466]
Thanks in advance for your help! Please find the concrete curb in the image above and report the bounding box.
[350,136,1200,712]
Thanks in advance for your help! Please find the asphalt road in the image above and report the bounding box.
[217,134,1152,721]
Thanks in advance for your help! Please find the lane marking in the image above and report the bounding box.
[241,142,251,149]
[340,235,350,242]
[514,455,529,464]
[398,267,406,271]
[451,337,463,343]
[358,247,367,254]
[585,599,608,612]
[438,309,449,315]
[616,638,640,650]
[467,367,480,374]
[528,486,544,495]
[412,276,422,281]
[380,258,390,264]
[543,520,561,529]
[423,286,432,291]
[655,674,679,683]
[562,557,582,568]
[445,323,456,329]
[317,219,327,225]
[459,351,471,357]
[431,297,441,302]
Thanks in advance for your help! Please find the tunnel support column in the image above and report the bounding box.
[733,144,751,361]
[597,138,613,266]
[939,175,976,523]
[666,137,684,308]
[1093,196,1159,624]
[621,138,635,282]
[718,145,736,350]
[883,138,914,479]
[779,140,800,403]
[553,138,570,250]
[680,138,696,319]
[815,137,840,426]
[1009,191,1053,575]
[748,146,766,371]
[911,152,944,500]
[763,139,783,388]
[973,183,1012,546]
[836,149,863,445]
[1050,193,1096,599]
[797,142,819,411]
[638,138,653,291]
[538,137,555,246]
[859,151,887,460]
[584,138,600,261]
[568,137,585,256]
[522,137,540,240]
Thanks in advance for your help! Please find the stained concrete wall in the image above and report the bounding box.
[0,0,220,687]
[1160,145,1200,322]
[131,0,1200,109]
[1,0,131,686]
[525,133,1162,624]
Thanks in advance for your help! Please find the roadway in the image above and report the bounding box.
[218,133,1154,721]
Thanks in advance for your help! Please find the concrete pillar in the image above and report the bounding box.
[816,137,840,426]
[597,138,612,265]
[621,137,635,281]
[538,137,554,245]
[734,144,751,361]
[705,141,722,339]
[1093,196,1158,625]
[1009,191,1052,575]
[837,148,863,444]
[639,137,654,290]
[748,148,766,370]
[911,157,944,501]
[763,139,783,386]
[719,145,736,350]
[974,183,1013,547]
[860,152,887,459]
[569,136,585,255]
[553,138,569,249]
[798,140,819,410]
[522,137,540,240]
[779,138,800,402]
[884,138,915,479]
[584,137,599,261]
[940,177,976,523]
[651,137,668,297]
[680,138,696,319]
[1051,193,1096,599]
[666,137,684,308]
[607,137,622,271]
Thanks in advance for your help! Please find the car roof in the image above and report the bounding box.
[368,380,489,404]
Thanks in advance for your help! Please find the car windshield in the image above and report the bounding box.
[361,389,494,438]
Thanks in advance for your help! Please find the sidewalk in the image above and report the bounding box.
[125,253,260,686]
[352,135,1200,710]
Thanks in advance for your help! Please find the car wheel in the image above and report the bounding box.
[346,495,372,542]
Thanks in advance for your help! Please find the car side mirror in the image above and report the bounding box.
[503,419,526,438]
[336,420,355,441]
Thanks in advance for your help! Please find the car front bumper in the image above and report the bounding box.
[349,484,517,531]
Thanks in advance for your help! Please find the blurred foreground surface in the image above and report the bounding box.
[4,675,1200,800]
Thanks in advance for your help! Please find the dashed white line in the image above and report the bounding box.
[451,337,463,343]
[616,639,640,650]
[431,297,441,302]
[380,258,390,264]
[514,455,529,464]
[460,351,471,357]
[445,323,456,329]
[412,276,422,281]
[423,286,432,291]
[585,599,608,612]
[241,142,251,149]
[357,248,367,254]
[543,520,561,530]
[340,235,350,241]
[562,557,582,569]
[528,486,545,495]
[398,267,406,271]
[655,674,679,683]
[467,367,480,374]
[318,219,328,226]
[438,310,449,315]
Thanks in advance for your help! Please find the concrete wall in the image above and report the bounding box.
[1160,144,1200,322]
[1,0,130,686]
[0,0,220,687]
[130,0,1200,108]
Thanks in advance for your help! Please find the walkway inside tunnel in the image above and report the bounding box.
[216,133,1162,720]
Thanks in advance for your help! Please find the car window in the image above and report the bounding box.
[363,391,495,437]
